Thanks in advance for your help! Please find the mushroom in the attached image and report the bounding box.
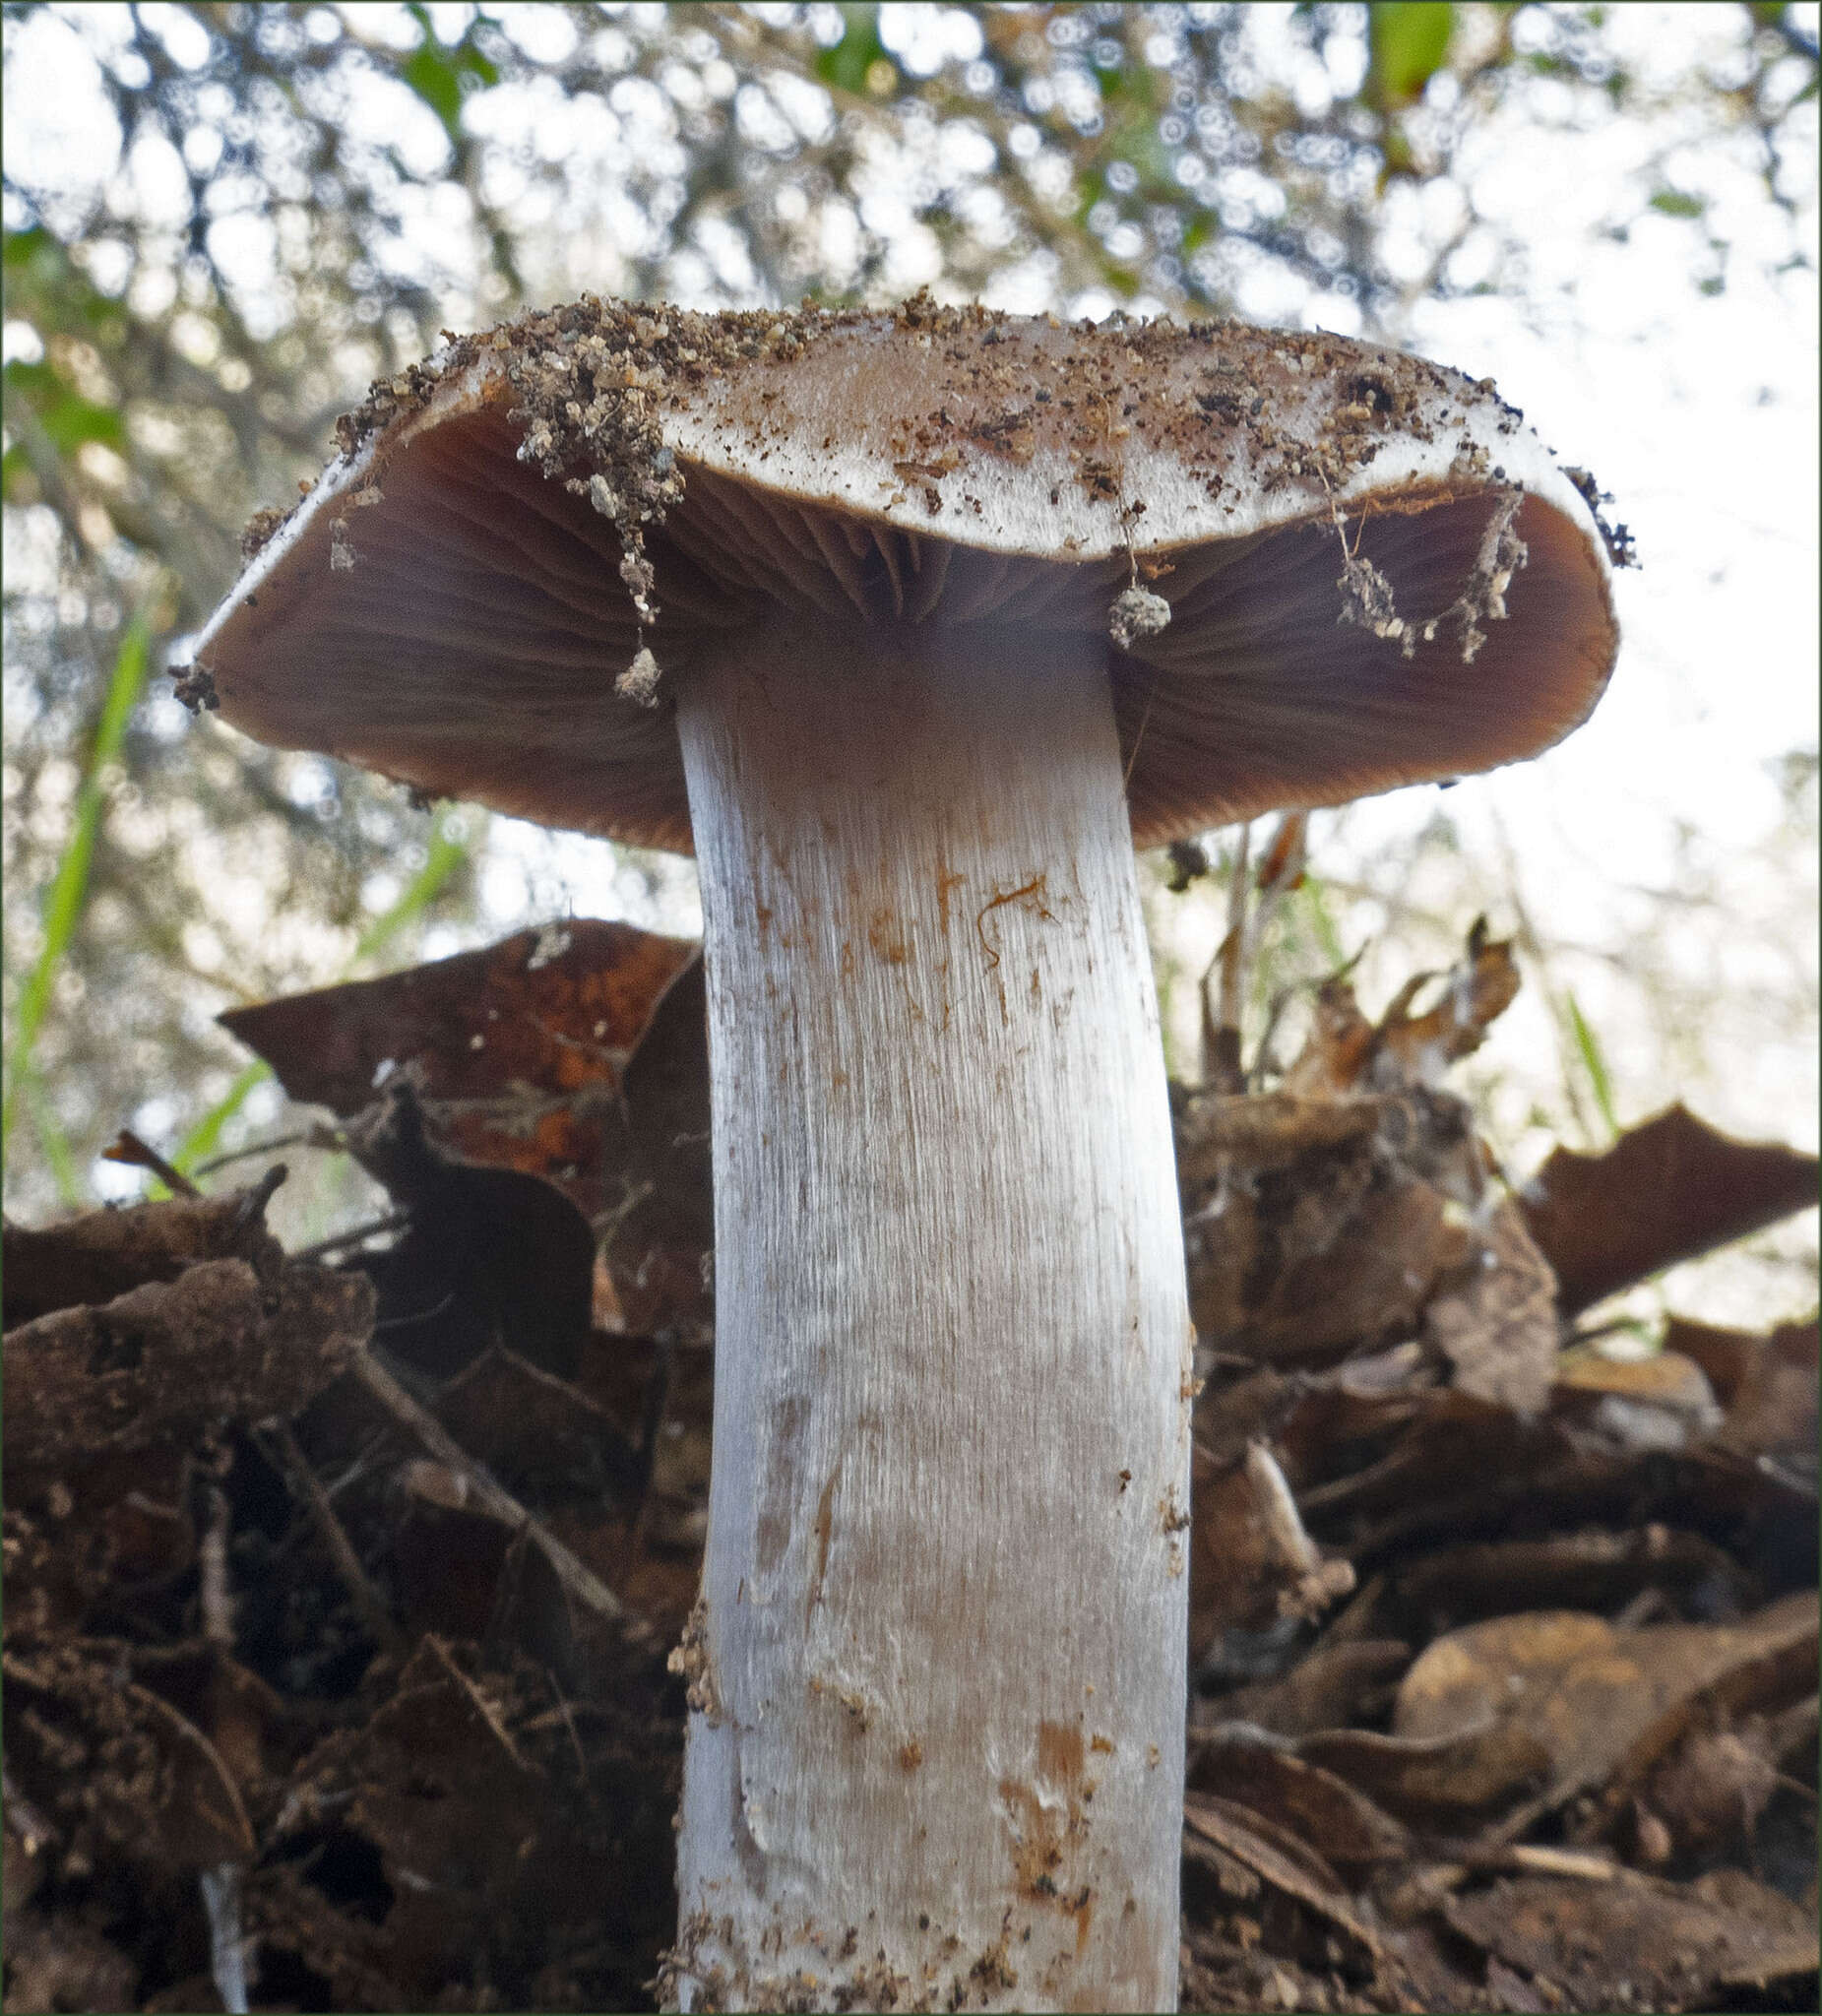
[189,297,1619,2012]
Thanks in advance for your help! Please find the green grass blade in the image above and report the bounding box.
[19,1066,84,1207]
[170,1057,274,1177]
[1566,989,1621,1142]
[350,806,470,968]
[1298,872,1347,970]
[2,614,152,1167]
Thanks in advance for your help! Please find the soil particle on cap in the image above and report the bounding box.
[318,296,819,639]
[328,290,1472,537]
[242,291,1559,655]
[1415,487,1530,662]
[170,663,219,714]
[1564,464,1639,569]
[1108,585,1172,650]
[239,502,291,560]
[333,357,447,459]
[1335,484,1531,664]
[617,645,662,708]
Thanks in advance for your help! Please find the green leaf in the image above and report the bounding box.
[3,614,153,1167]
[1565,990,1620,1142]
[4,358,127,453]
[3,224,56,269]
[814,4,887,97]
[1074,166,1108,228]
[400,3,498,144]
[3,358,59,400]
[1649,188,1707,219]
[1368,2,1456,110]
[42,391,125,454]
[403,43,464,138]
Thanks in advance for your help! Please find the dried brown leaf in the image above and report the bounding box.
[1187,1725,1411,1874]
[4,1643,255,1873]
[1209,1638,1413,1740]
[2,1183,284,1329]
[1423,1198,1558,1416]
[1550,1347,1724,1450]
[1665,1313,1818,1466]
[1182,1790,1387,1968]
[1295,1715,1555,1825]
[220,920,698,1226]
[1190,1441,1354,1658]
[1442,1867,1818,2011]
[1280,923,1519,1099]
[341,1082,597,1380]
[1390,1592,1820,1832]
[593,956,714,1334]
[3,1259,372,1478]
[1519,1104,1819,1316]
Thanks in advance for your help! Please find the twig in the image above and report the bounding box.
[192,1125,346,1177]
[288,1210,411,1264]
[2,1766,54,1856]
[263,1419,406,1659]
[1241,813,1310,1088]
[1201,822,1250,1093]
[231,1163,287,1232]
[1121,665,1164,794]
[424,1633,529,1774]
[103,1127,202,1197]
[373,1292,455,1333]
[347,1349,646,1641]
[1219,822,1251,1032]
[545,1666,591,1785]
[198,1485,236,1651]
[630,1333,675,1543]
[1489,1843,1620,1881]
[199,1862,250,2015]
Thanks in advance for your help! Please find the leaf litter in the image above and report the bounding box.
[4,906,1816,2012]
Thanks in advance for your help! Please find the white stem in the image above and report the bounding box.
[671,613,1191,2013]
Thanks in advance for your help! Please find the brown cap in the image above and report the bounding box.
[193,295,1620,851]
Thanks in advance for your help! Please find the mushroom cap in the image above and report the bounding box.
[194,296,1620,852]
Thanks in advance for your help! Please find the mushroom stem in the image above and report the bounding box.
[671,613,1192,2013]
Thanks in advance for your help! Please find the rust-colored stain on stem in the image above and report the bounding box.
[997,1718,1099,1959]
[867,908,909,964]
[974,875,1054,972]
[806,1460,839,1619]
[935,864,965,933]
[1037,1718,1085,1785]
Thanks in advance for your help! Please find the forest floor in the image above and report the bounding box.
[4,916,1816,2013]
